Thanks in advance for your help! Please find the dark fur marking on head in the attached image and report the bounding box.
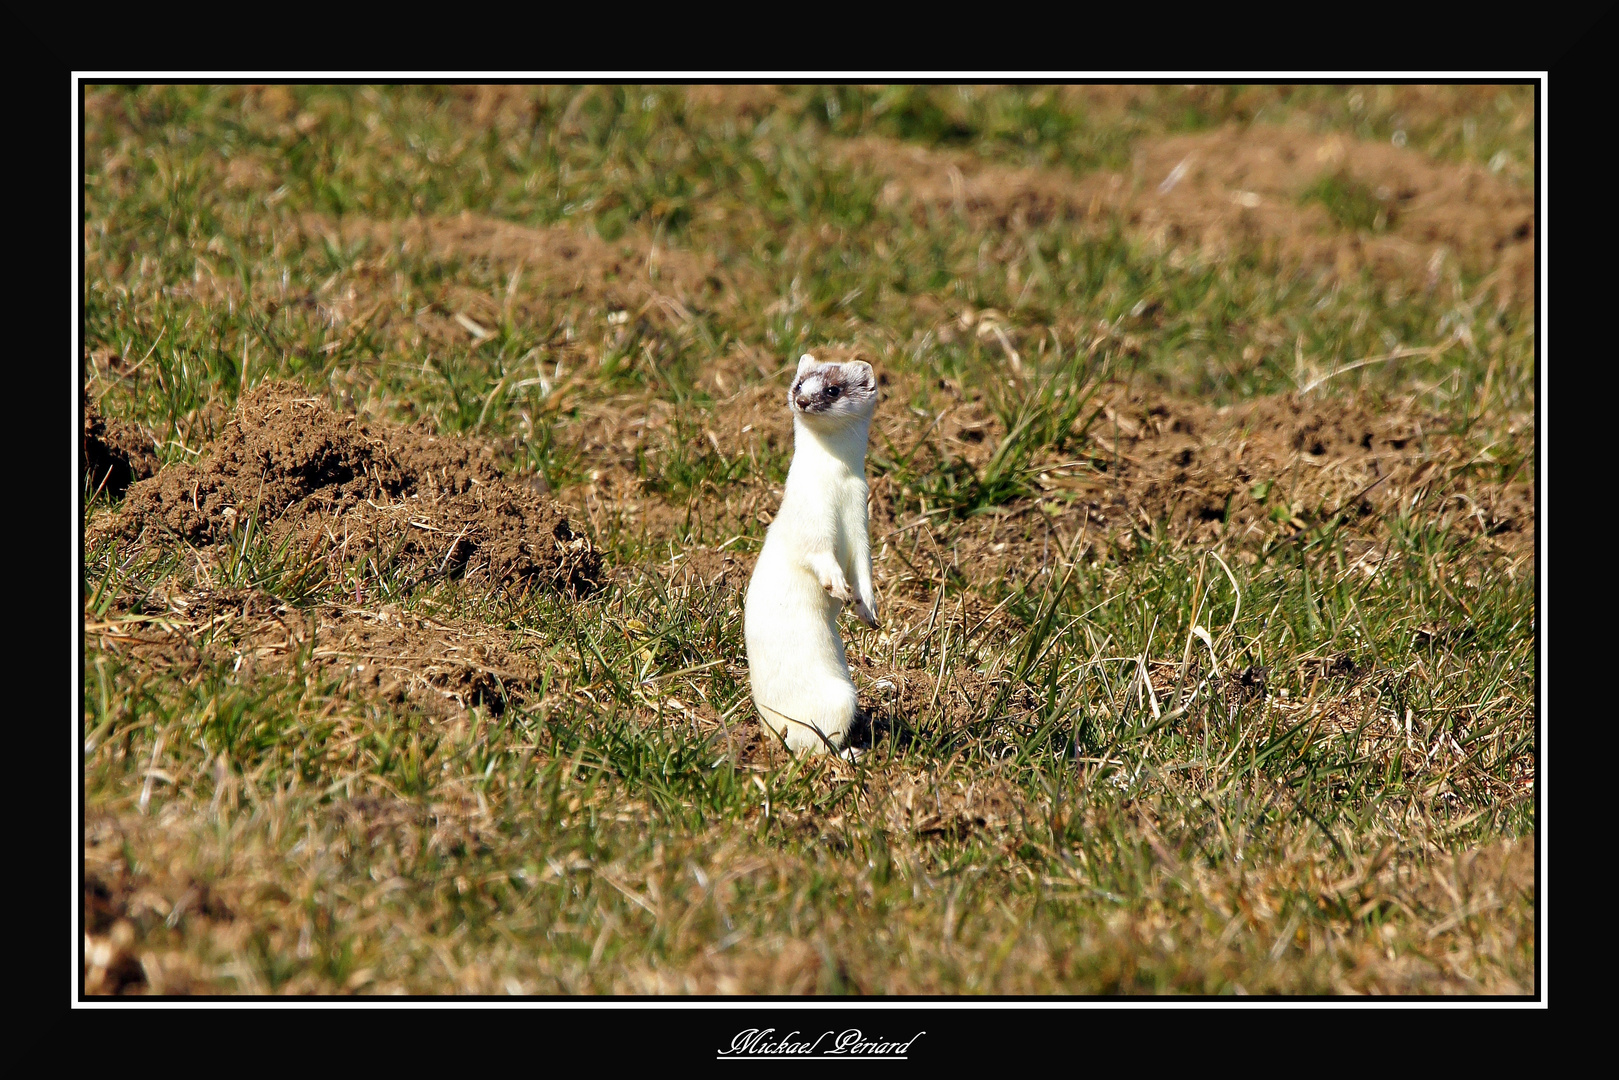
[790,361,877,414]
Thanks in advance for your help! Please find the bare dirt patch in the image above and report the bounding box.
[297,211,739,319]
[83,392,160,499]
[87,586,543,718]
[839,125,1533,303]
[850,656,1044,747]
[657,544,754,591]
[542,348,1528,718]
[1053,84,1529,139]
[857,381,1532,598]
[550,375,798,550]
[109,380,602,597]
[1065,387,1531,549]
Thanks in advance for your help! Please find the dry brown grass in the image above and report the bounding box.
[82,83,1536,997]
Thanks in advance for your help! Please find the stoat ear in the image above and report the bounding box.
[796,353,819,376]
[851,360,875,385]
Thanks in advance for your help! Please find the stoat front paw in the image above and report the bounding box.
[824,575,855,604]
[851,596,879,629]
[809,554,854,603]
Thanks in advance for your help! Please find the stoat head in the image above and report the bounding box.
[789,353,878,428]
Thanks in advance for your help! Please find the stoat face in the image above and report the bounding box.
[789,354,878,426]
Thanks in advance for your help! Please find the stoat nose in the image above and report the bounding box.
[795,396,810,409]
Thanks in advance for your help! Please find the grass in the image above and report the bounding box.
[1302,171,1396,233]
[793,84,1534,181]
[82,83,1536,996]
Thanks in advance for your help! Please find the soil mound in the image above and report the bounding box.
[83,394,159,499]
[114,381,602,596]
[840,124,1533,303]
[1070,389,1531,551]
[856,380,1531,604]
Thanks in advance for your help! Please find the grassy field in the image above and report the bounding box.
[81,84,1537,996]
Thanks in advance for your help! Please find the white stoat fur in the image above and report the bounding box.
[744,353,880,755]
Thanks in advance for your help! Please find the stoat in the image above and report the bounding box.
[744,353,879,755]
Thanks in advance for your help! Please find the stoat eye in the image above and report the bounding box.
[825,385,840,398]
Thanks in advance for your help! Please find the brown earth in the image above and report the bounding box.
[518,348,1530,762]
[1054,84,1526,130]
[564,363,1531,766]
[90,381,605,718]
[550,355,1530,592]
[109,380,602,597]
[86,585,542,718]
[295,211,739,324]
[83,392,160,499]
[854,658,1042,740]
[860,368,1531,578]
[83,94,1533,756]
[884,391,1530,631]
[837,125,1533,304]
[1022,385,1533,553]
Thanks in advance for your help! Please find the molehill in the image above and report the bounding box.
[103,380,603,597]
